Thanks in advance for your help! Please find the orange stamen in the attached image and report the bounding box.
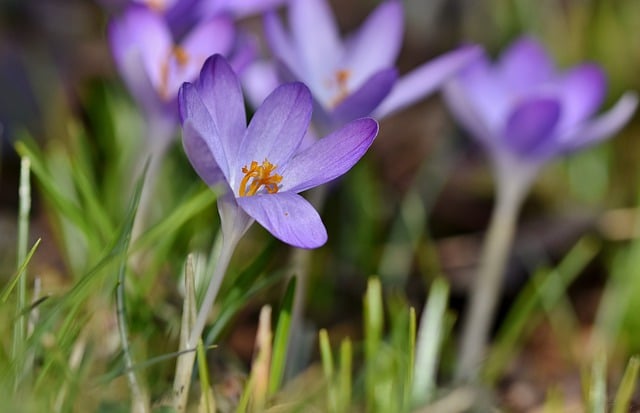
[239,160,283,197]
[159,46,190,99]
[330,69,351,107]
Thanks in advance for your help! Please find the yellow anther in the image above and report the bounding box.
[239,159,283,197]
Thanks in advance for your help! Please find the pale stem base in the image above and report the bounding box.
[455,169,529,381]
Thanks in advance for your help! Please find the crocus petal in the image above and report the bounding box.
[237,83,312,181]
[280,118,378,193]
[237,192,328,248]
[182,121,225,186]
[330,68,397,127]
[163,16,236,99]
[289,0,343,85]
[559,91,638,152]
[502,97,561,156]
[193,55,246,166]
[209,0,287,18]
[179,83,232,179]
[374,45,482,119]
[241,60,280,109]
[110,6,172,92]
[112,45,167,118]
[442,78,494,145]
[455,55,510,132]
[264,12,305,82]
[556,64,606,132]
[228,32,258,74]
[499,36,555,92]
[344,1,404,86]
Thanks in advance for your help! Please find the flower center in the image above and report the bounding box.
[239,160,283,197]
[327,69,351,107]
[159,46,190,99]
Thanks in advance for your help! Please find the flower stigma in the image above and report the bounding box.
[239,160,283,197]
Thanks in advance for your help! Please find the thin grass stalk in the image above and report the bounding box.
[612,356,640,413]
[116,180,150,413]
[12,157,31,389]
[117,265,149,413]
[268,277,297,396]
[172,255,198,413]
[337,338,352,413]
[318,329,336,412]
[364,278,383,412]
[588,353,607,413]
[196,339,216,413]
[412,278,450,406]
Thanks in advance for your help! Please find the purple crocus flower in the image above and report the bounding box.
[259,0,481,133]
[179,54,378,249]
[109,5,237,135]
[444,36,638,190]
[447,36,638,380]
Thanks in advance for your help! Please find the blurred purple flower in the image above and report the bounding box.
[253,0,480,133]
[444,36,638,188]
[179,55,379,248]
[109,5,237,129]
[103,0,286,36]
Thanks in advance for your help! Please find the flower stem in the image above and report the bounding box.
[188,233,240,349]
[455,174,527,381]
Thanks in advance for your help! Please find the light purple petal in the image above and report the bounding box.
[109,6,172,92]
[329,68,398,126]
[263,12,305,82]
[193,55,246,168]
[237,192,327,248]
[559,91,638,152]
[556,64,606,132]
[280,118,378,193]
[236,83,312,182]
[241,60,280,109]
[502,97,561,156]
[209,0,287,18]
[179,83,232,179]
[344,1,404,86]
[374,45,482,119]
[442,78,494,145]
[289,0,343,86]
[455,54,511,132]
[163,16,236,100]
[228,32,258,74]
[182,121,225,187]
[499,36,555,93]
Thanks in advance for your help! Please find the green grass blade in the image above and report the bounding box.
[319,329,336,413]
[412,278,449,407]
[196,339,215,413]
[1,239,41,304]
[268,276,297,396]
[588,353,607,413]
[612,356,640,413]
[484,236,599,382]
[364,278,383,413]
[337,338,352,413]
